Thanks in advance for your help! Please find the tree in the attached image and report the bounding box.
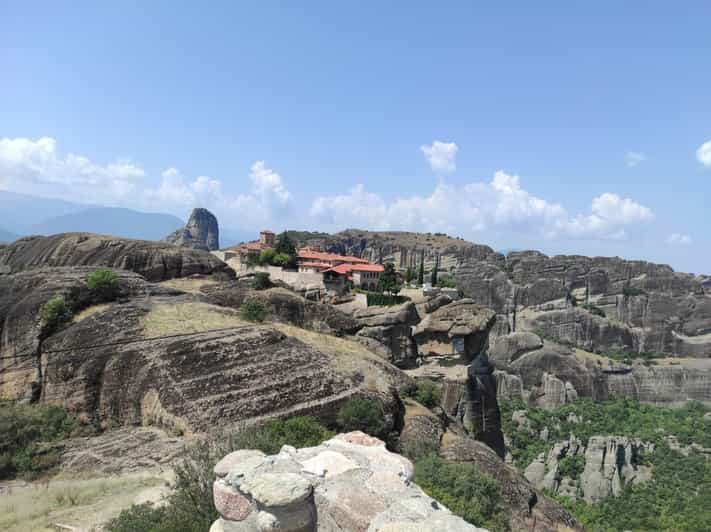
[430,255,439,286]
[417,250,425,286]
[86,269,120,302]
[275,232,296,256]
[405,267,414,284]
[379,262,400,295]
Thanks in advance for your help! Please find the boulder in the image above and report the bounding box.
[488,331,543,369]
[211,432,486,532]
[413,299,496,360]
[163,207,220,251]
[353,303,420,367]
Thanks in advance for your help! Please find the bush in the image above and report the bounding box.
[414,454,508,531]
[438,276,457,289]
[106,417,331,532]
[337,397,385,437]
[402,380,442,409]
[239,298,270,322]
[40,296,73,335]
[366,292,410,306]
[0,400,77,479]
[252,272,272,290]
[86,269,120,302]
[581,303,605,317]
[557,454,585,480]
[623,285,646,297]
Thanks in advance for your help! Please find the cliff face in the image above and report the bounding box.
[163,207,220,251]
[297,229,711,359]
[0,232,230,281]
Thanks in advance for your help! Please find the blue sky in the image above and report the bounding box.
[1,1,709,273]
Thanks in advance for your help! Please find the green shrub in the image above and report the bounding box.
[106,416,331,532]
[557,454,585,480]
[581,303,605,317]
[86,269,120,302]
[366,292,410,306]
[231,416,333,455]
[239,298,270,322]
[414,454,508,531]
[252,272,272,290]
[438,276,457,289]
[105,503,168,532]
[0,400,77,479]
[40,296,73,335]
[337,397,386,437]
[402,380,442,408]
[622,285,646,297]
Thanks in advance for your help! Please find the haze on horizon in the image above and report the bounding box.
[1,1,709,274]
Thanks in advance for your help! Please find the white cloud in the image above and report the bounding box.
[625,151,646,167]
[421,140,458,175]
[144,167,224,207]
[697,140,711,167]
[666,233,692,245]
[0,136,144,202]
[311,171,654,241]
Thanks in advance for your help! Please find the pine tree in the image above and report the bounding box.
[430,254,439,286]
[417,250,425,286]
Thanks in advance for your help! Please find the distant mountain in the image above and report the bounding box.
[219,228,259,249]
[31,207,185,241]
[0,227,19,243]
[0,191,92,234]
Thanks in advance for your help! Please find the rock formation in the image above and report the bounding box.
[352,302,420,367]
[163,207,220,251]
[0,233,231,281]
[211,431,486,532]
[525,435,654,503]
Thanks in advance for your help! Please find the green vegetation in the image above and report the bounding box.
[274,231,296,257]
[500,398,711,531]
[417,253,425,285]
[365,292,410,306]
[251,271,272,290]
[501,398,711,469]
[414,454,509,531]
[239,298,270,322]
[379,262,401,295]
[40,295,73,335]
[107,416,332,532]
[623,285,646,297]
[402,380,442,408]
[557,454,585,480]
[558,445,711,532]
[605,350,665,364]
[430,262,438,286]
[0,400,77,479]
[437,276,457,289]
[255,247,292,267]
[405,267,415,283]
[337,397,386,437]
[86,268,120,302]
[581,302,605,317]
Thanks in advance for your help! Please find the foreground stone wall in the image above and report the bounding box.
[211,431,486,532]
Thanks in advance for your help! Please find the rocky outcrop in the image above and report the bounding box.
[0,267,171,401]
[202,283,360,336]
[488,331,543,369]
[211,432,485,532]
[441,437,582,531]
[163,207,219,251]
[524,436,653,503]
[413,299,496,360]
[5,288,407,433]
[353,302,420,367]
[0,233,231,281]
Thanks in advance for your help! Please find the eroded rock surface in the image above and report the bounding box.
[0,233,231,281]
[163,207,220,251]
[211,432,486,532]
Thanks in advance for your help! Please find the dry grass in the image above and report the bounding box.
[71,304,111,323]
[273,323,406,391]
[0,473,167,532]
[159,277,218,294]
[142,302,246,337]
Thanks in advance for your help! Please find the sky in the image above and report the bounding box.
[1,1,709,273]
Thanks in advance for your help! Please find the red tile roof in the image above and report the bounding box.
[350,264,384,272]
[297,250,370,264]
